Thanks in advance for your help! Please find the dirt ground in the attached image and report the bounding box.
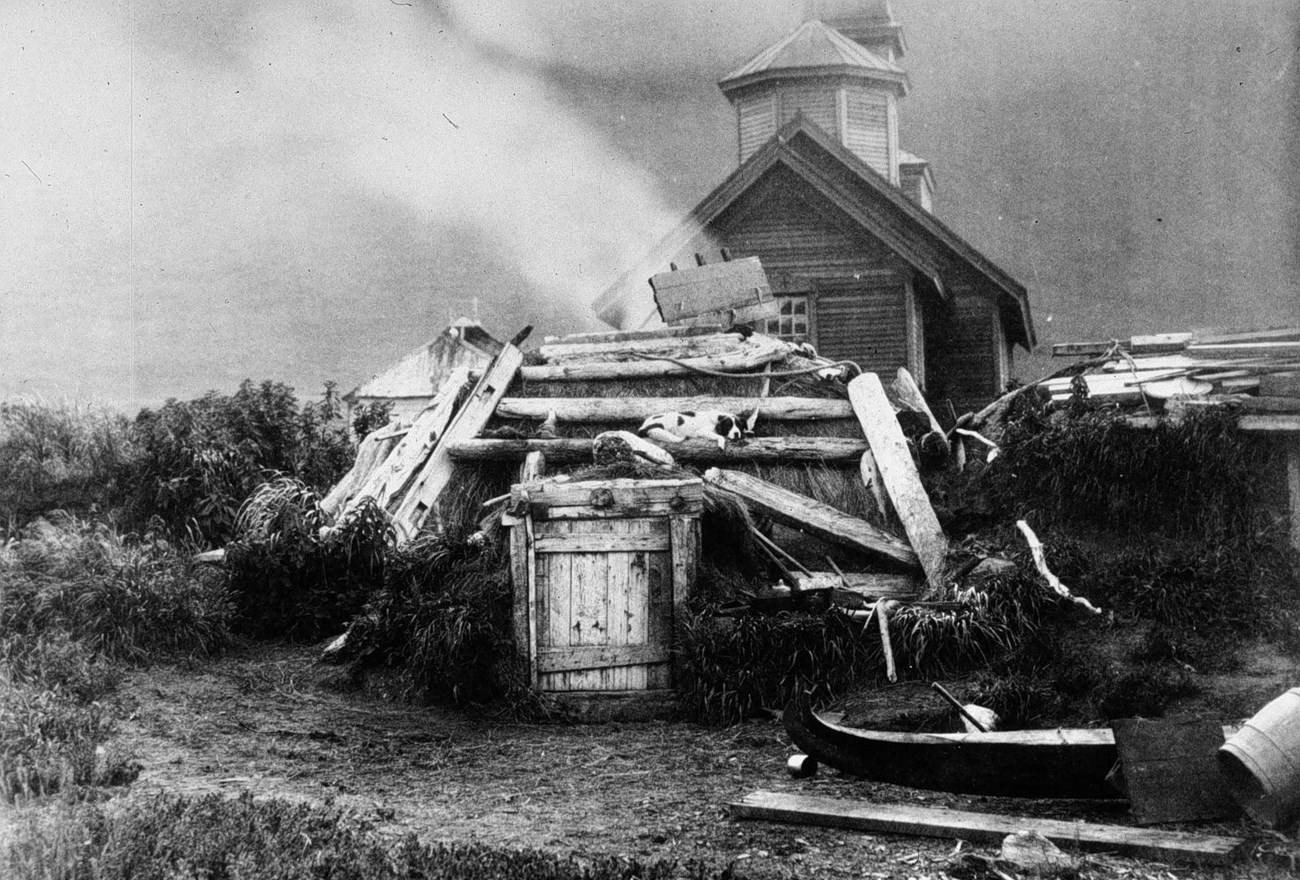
[53,640,1291,879]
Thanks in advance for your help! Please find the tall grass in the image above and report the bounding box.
[1,515,232,800]
[0,399,134,533]
[225,478,392,639]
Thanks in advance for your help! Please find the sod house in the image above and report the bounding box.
[594,2,1035,416]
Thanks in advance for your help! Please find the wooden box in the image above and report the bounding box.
[508,478,703,715]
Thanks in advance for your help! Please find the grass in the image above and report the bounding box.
[0,398,134,534]
[0,515,232,801]
[1,791,712,880]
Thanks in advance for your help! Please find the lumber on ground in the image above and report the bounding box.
[702,468,918,570]
[1052,334,1193,357]
[448,436,869,464]
[848,374,949,591]
[1187,342,1300,358]
[1110,718,1237,825]
[390,342,524,543]
[518,335,789,382]
[731,791,1244,866]
[495,396,853,422]
[341,367,471,517]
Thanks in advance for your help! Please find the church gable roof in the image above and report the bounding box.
[593,116,1034,349]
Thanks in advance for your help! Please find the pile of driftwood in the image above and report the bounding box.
[1048,326,1300,416]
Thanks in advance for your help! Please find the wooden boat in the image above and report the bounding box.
[784,691,1121,799]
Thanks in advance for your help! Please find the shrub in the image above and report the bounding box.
[343,531,519,707]
[123,380,355,545]
[3,791,702,880]
[986,404,1281,542]
[0,399,134,531]
[224,479,391,640]
[675,606,885,725]
[1,514,235,663]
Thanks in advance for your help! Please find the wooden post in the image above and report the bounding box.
[848,373,949,593]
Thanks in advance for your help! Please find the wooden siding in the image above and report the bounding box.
[777,83,839,140]
[738,93,777,163]
[939,294,1001,415]
[842,86,890,178]
[815,285,909,375]
[706,168,906,284]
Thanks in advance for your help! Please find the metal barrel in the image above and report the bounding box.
[1217,687,1300,828]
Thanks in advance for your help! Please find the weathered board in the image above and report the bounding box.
[494,396,854,422]
[848,373,948,591]
[390,344,523,542]
[731,791,1245,866]
[702,468,918,569]
[519,334,789,382]
[1110,717,1238,825]
[649,256,774,324]
[510,479,702,696]
[342,367,471,517]
[449,436,869,464]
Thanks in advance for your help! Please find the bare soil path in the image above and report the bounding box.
[107,641,1289,879]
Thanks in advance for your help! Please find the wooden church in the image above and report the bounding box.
[593,1,1036,415]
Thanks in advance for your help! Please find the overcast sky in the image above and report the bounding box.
[3,0,1296,410]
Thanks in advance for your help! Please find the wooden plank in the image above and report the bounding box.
[536,643,669,674]
[669,515,699,611]
[390,344,524,542]
[731,791,1245,866]
[344,368,471,516]
[1240,396,1300,414]
[538,333,745,362]
[1187,342,1300,358]
[1196,327,1300,345]
[513,478,703,515]
[848,374,948,590]
[673,299,781,328]
[449,436,869,464]
[519,335,789,382]
[859,451,893,523]
[703,468,919,569]
[1239,415,1300,433]
[645,537,672,690]
[649,256,771,323]
[495,396,854,422]
[534,534,671,553]
[519,450,546,483]
[538,529,571,692]
[510,523,531,681]
[541,326,722,346]
[795,571,920,598]
[1111,718,1237,825]
[1129,332,1194,352]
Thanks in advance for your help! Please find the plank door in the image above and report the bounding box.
[533,517,673,692]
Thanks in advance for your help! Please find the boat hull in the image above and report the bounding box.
[784,692,1121,800]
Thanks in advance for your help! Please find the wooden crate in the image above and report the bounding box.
[508,478,702,711]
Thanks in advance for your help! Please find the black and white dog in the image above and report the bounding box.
[638,410,745,450]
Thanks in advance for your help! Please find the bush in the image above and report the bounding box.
[986,404,1281,542]
[224,479,391,640]
[123,380,356,545]
[343,531,519,707]
[2,514,235,663]
[3,791,703,880]
[0,399,134,531]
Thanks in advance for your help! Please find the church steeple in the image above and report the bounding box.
[718,14,908,181]
[805,0,906,61]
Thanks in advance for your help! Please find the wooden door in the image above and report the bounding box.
[507,478,703,694]
[532,517,673,692]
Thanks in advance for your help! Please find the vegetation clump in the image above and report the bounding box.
[3,791,705,880]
